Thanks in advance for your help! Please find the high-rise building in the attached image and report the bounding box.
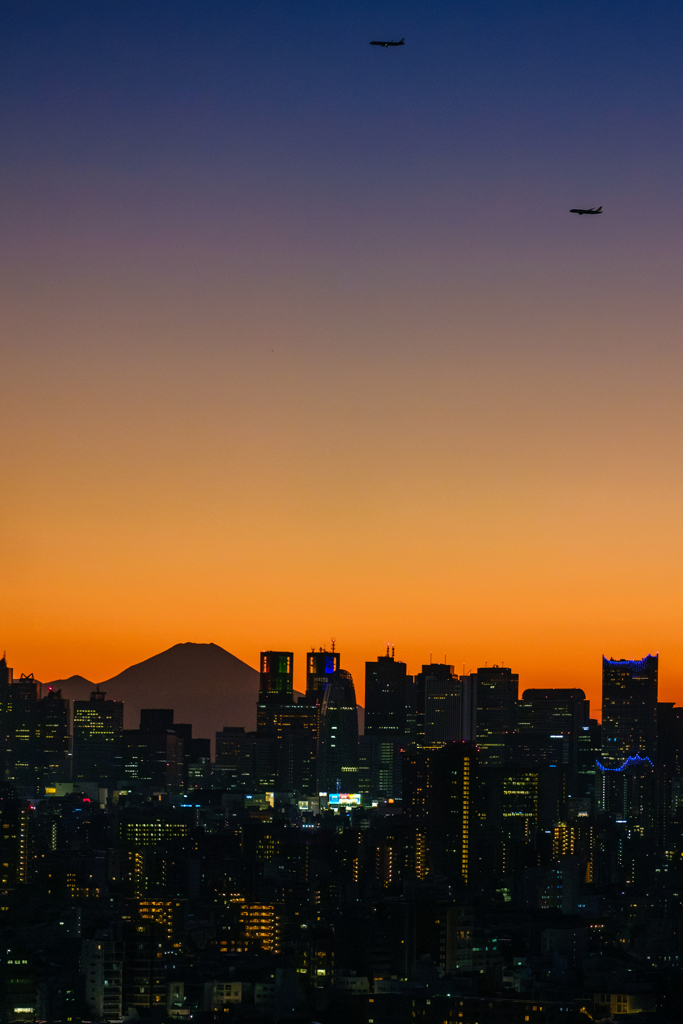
[0,672,69,793]
[0,657,12,780]
[301,649,340,776]
[306,650,340,706]
[258,652,293,705]
[317,669,359,793]
[37,688,70,788]
[4,673,40,789]
[512,688,589,794]
[471,665,518,766]
[415,664,461,747]
[365,650,414,737]
[73,689,124,787]
[602,654,658,766]
[82,938,124,1020]
[254,651,317,792]
[364,650,415,800]
[122,709,184,791]
[403,741,478,884]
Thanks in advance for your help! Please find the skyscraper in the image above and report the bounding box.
[257,651,294,733]
[601,654,658,766]
[300,649,341,782]
[513,688,589,794]
[73,688,124,787]
[306,650,340,705]
[365,650,414,737]
[403,741,478,884]
[415,664,461,748]
[364,650,415,799]
[471,665,518,766]
[255,651,316,792]
[317,669,359,794]
[37,688,70,788]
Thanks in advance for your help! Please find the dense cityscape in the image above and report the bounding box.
[1,648,681,1023]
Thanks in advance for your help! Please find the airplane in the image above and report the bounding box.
[370,37,405,47]
[570,206,602,215]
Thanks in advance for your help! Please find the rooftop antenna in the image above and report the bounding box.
[392,645,395,659]
[331,638,336,652]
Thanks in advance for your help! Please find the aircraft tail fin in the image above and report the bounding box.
[596,206,602,212]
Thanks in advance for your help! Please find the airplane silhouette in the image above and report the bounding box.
[370,38,405,47]
[570,206,602,215]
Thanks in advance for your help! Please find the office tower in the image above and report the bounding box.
[306,649,340,705]
[215,727,258,790]
[4,673,39,789]
[258,651,293,705]
[122,709,184,791]
[602,654,658,766]
[73,689,124,787]
[596,751,656,835]
[403,741,478,884]
[301,649,340,774]
[577,718,601,801]
[415,663,460,747]
[257,651,294,736]
[365,650,415,800]
[0,656,12,779]
[512,688,589,794]
[317,670,359,793]
[1,674,68,793]
[37,688,70,788]
[471,665,518,766]
[255,650,317,792]
[365,650,414,737]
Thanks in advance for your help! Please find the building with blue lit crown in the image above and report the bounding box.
[601,654,658,766]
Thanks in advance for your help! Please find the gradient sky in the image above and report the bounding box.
[2,1,683,711]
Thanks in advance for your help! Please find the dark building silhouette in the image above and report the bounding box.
[254,650,316,792]
[364,650,415,800]
[471,665,518,766]
[37,688,70,789]
[4,673,40,790]
[257,650,293,722]
[305,649,340,705]
[602,654,658,766]
[255,654,315,791]
[365,650,414,737]
[415,664,460,748]
[0,671,69,794]
[317,669,359,793]
[0,656,12,779]
[300,649,340,781]
[215,726,257,790]
[512,688,589,795]
[123,709,184,790]
[403,741,478,884]
[73,688,124,787]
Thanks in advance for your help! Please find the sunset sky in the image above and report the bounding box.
[2,1,683,711]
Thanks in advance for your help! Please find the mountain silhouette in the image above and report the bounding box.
[50,643,259,747]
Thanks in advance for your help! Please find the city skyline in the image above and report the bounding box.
[4,2,683,718]
[0,640,669,719]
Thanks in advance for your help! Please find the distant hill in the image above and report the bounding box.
[46,674,94,691]
[50,643,259,747]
